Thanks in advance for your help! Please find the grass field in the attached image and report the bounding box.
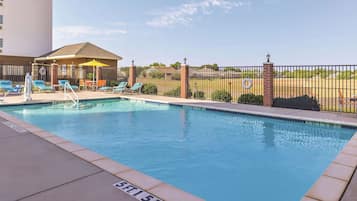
[138,77,357,112]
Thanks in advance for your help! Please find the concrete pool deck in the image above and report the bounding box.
[1,92,357,200]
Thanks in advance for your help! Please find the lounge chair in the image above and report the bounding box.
[112,82,128,93]
[0,80,22,96]
[58,80,79,91]
[127,82,143,94]
[33,80,54,92]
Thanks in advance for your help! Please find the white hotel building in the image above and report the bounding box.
[0,0,52,65]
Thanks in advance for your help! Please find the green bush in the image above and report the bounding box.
[164,87,192,98]
[273,95,320,111]
[193,91,205,99]
[149,71,165,79]
[87,73,93,80]
[337,71,354,80]
[211,90,232,102]
[142,83,158,95]
[238,93,263,105]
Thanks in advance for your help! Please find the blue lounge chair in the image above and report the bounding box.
[112,82,128,93]
[33,80,54,92]
[127,82,143,93]
[0,80,22,96]
[58,80,79,91]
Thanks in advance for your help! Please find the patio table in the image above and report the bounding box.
[85,81,97,90]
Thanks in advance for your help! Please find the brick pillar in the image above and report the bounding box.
[180,63,189,99]
[50,64,58,86]
[31,63,38,80]
[128,60,136,87]
[263,62,274,106]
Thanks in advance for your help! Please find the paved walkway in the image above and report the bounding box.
[0,117,136,201]
[174,101,357,127]
[122,95,357,127]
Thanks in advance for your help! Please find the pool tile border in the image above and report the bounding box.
[118,96,357,129]
[116,170,163,190]
[303,132,357,201]
[0,111,204,201]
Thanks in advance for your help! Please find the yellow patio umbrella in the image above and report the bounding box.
[79,59,109,89]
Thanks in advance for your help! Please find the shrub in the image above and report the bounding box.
[238,93,263,105]
[273,95,320,111]
[193,91,205,99]
[142,83,158,95]
[164,87,192,98]
[211,90,232,102]
[87,73,93,80]
[171,73,181,80]
[149,71,165,79]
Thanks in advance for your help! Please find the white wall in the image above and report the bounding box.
[0,0,52,57]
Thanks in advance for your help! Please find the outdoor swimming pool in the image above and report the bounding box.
[1,99,355,201]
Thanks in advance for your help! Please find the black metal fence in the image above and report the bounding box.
[191,66,264,102]
[0,64,32,82]
[274,65,357,112]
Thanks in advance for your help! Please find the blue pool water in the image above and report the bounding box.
[1,99,355,201]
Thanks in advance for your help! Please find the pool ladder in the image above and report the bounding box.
[64,82,79,106]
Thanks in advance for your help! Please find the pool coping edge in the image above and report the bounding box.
[301,133,357,201]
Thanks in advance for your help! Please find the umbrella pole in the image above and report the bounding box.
[93,66,95,90]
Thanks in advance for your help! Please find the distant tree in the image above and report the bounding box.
[200,64,219,71]
[170,62,181,70]
[150,62,166,67]
[223,67,241,72]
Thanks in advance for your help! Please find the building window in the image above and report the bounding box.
[2,65,24,76]
[61,64,67,76]
[0,39,3,48]
[0,15,3,24]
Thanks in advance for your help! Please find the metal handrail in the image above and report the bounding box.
[64,82,79,106]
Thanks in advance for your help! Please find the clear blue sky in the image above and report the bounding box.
[53,0,357,66]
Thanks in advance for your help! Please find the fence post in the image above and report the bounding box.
[50,63,58,87]
[263,54,274,107]
[181,58,189,99]
[31,63,38,80]
[128,60,136,87]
